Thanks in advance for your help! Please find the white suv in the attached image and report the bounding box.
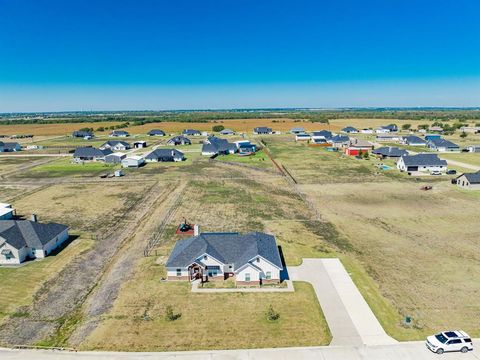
[426,330,473,354]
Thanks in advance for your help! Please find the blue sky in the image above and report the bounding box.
[0,0,479,111]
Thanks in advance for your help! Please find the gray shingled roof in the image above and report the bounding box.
[102,140,130,148]
[403,135,426,144]
[166,232,283,271]
[312,130,332,139]
[72,130,93,137]
[254,127,272,133]
[342,126,358,132]
[145,149,184,161]
[111,130,129,136]
[148,129,165,135]
[202,136,236,154]
[331,135,350,143]
[3,142,20,150]
[220,129,234,134]
[428,138,459,148]
[462,171,480,184]
[73,147,112,158]
[0,220,68,250]
[372,147,408,157]
[183,129,201,135]
[400,153,447,166]
[168,136,191,145]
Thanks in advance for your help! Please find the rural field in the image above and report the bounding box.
[1,116,480,351]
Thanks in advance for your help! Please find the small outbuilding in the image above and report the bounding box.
[134,141,147,149]
[122,156,145,168]
[104,152,126,164]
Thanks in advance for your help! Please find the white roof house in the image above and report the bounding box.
[121,155,145,168]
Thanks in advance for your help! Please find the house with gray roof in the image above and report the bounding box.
[342,126,359,134]
[109,130,129,137]
[397,153,447,174]
[72,130,94,139]
[311,130,333,141]
[145,149,185,162]
[73,147,112,162]
[104,152,126,164]
[330,135,350,147]
[290,127,305,135]
[183,129,202,136]
[201,136,236,156]
[147,129,166,136]
[0,142,21,152]
[427,138,460,152]
[372,147,408,158]
[253,127,273,135]
[402,135,426,146]
[166,231,283,285]
[100,140,131,151]
[455,171,480,190]
[219,128,235,135]
[167,136,191,146]
[0,217,69,265]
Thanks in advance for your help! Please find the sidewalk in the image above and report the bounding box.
[192,280,294,293]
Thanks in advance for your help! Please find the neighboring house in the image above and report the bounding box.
[428,126,444,133]
[0,218,69,265]
[330,135,350,147]
[145,149,185,162]
[361,128,374,134]
[202,136,237,156]
[345,138,373,156]
[465,145,480,153]
[455,171,480,190]
[290,127,305,135]
[342,126,359,134]
[121,155,145,168]
[295,133,311,141]
[460,126,480,134]
[100,140,131,151]
[104,152,126,164]
[0,142,21,152]
[382,124,398,132]
[73,147,112,162]
[424,134,442,141]
[183,129,202,136]
[234,140,257,153]
[166,231,283,285]
[402,135,427,146]
[427,138,460,152]
[0,203,14,220]
[372,147,408,158]
[147,129,166,136]
[397,154,447,174]
[133,141,147,149]
[167,136,191,146]
[376,134,401,142]
[110,130,130,137]
[253,127,273,135]
[311,130,332,141]
[72,130,94,139]
[219,129,235,136]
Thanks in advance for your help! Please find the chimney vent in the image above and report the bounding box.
[31,214,38,222]
[194,224,200,236]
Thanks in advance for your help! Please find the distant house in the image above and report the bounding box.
[253,127,273,135]
[372,147,408,158]
[145,149,185,162]
[110,130,130,137]
[0,217,69,265]
[330,135,350,147]
[234,140,257,153]
[360,128,374,134]
[295,133,311,141]
[465,145,480,153]
[397,154,447,174]
[455,171,480,190]
[72,130,94,139]
[133,141,147,149]
[376,125,398,133]
[460,126,480,134]
[183,129,201,136]
[167,136,191,146]
[376,134,401,142]
[311,130,332,141]
[345,138,373,156]
[100,140,131,151]
[166,231,283,285]
[342,126,359,134]
[402,135,426,146]
[428,126,444,133]
[202,136,237,156]
[219,129,235,136]
[104,152,126,164]
[0,142,21,152]
[290,127,305,135]
[0,203,14,220]
[427,138,460,152]
[73,147,112,162]
[121,155,145,168]
[147,129,166,136]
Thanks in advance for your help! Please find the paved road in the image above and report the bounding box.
[1,342,479,360]
[289,258,396,347]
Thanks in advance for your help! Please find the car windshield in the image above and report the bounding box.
[435,334,448,344]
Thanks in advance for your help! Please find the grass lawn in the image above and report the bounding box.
[82,256,331,351]
[217,150,273,169]
[0,156,46,172]
[439,152,480,167]
[0,233,94,323]
[21,158,118,178]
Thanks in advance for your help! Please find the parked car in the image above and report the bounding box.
[426,331,473,354]
[446,169,457,175]
[430,170,442,176]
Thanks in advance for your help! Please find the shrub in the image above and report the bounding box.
[96,127,105,132]
[460,132,468,138]
[212,125,225,132]
[401,124,411,130]
[165,305,181,321]
[266,305,280,321]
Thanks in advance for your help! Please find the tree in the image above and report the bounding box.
[460,132,468,138]
[401,124,411,130]
[212,125,225,132]
[266,305,280,321]
[96,127,105,132]
[363,151,369,160]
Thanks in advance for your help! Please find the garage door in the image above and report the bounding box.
[407,166,418,171]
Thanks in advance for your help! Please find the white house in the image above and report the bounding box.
[0,217,69,265]
[455,171,480,190]
[295,133,311,141]
[427,138,460,152]
[100,140,131,151]
[361,129,374,134]
[397,154,447,174]
[0,203,14,220]
[166,231,283,286]
[121,155,145,168]
[465,145,480,153]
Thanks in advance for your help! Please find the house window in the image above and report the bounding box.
[245,273,251,282]
[176,269,182,277]
[256,257,260,263]
[204,255,207,260]
[266,271,272,280]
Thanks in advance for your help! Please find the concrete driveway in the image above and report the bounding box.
[289,258,397,346]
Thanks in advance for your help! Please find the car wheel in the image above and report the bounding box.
[436,348,444,354]
[461,347,468,353]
